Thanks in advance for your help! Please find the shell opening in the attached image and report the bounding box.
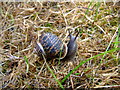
[36,41,46,55]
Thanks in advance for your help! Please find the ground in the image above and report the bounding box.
[0,1,120,89]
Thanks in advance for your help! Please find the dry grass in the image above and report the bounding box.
[0,1,120,89]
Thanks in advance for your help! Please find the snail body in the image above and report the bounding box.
[64,34,78,60]
[35,32,78,60]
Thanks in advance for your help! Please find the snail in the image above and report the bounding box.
[35,31,79,60]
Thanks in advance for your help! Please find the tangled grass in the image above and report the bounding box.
[0,1,120,89]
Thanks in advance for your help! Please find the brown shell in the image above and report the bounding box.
[36,33,67,60]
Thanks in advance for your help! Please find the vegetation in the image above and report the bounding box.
[0,1,119,89]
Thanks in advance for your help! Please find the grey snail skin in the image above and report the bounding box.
[64,32,79,60]
[35,32,79,60]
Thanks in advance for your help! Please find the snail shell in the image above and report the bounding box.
[35,32,78,60]
[35,33,67,60]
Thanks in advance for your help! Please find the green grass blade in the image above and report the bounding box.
[61,48,120,83]
[42,54,64,89]
[85,0,93,15]
[114,33,119,48]
[46,63,64,89]
[24,56,29,73]
[94,2,101,21]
